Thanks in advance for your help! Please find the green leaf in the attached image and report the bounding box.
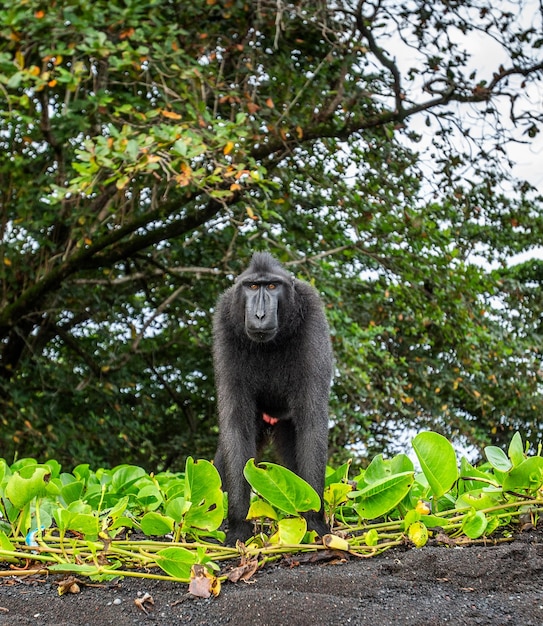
[456,489,501,511]
[70,513,99,538]
[420,514,449,528]
[182,458,223,532]
[5,466,51,509]
[351,471,414,519]
[246,500,279,521]
[135,484,163,511]
[110,516,135,531]
[140,511,175,536]
[243,460,321,516]
[364,453,414,485]
[459,456,498,485]
[60,480,85,505]
[154,547,197,581]
[402,509,421,528]
[43,459,62,479]
[0,530,15,551]
[325,460,352,487]
[364,528,379,546]
[110,465,147,493]
[53,508,75,533]
[107,495,130,521]
[269,517,307,545]
[462,509,488,539]
[0,459,10,487]
[412,432,458,498]
[508,432,525,467]
[324,482,352,508]
[484,446,512,472]
[407,521,428,548]
[502,456,543,492]
[165,497,191,521]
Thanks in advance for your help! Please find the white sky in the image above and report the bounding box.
[392,2,543,264]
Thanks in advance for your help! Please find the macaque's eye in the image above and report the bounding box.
[268,283,276,290]
[250,284,259,290]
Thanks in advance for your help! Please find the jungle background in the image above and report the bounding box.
[1,0,542,472]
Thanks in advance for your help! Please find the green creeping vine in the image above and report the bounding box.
[0,432,541,591]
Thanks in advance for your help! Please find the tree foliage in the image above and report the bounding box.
[0,0,542,469]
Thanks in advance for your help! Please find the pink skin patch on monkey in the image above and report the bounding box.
[262,413,279,425]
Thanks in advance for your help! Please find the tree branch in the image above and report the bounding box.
[69,265,224,286]
[0,195,225,338]
[354,0,404,115]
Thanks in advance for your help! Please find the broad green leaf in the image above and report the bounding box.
[244,460,321,516]
[53,508,75,533]
[351,471,414,519]
[508,432,525,467]
[485,515,500,535]
[462,509,488,538]
[33,501,53,531]
[110,465,147,493]
[5,466,51,509]
[364,528,379,546]
[0,530,14,551]
[70,513,99,538]
[363,453,413,484]
[407,522,428,548]
[165,497,191,521]
[184,457,221,501]
[154,547,197,581]
[43,460,62,479]
[324,482,352,508]
[420,514,449,528]
[390,454,415,475]
[60,480,85,505]
[456,489,501,511]
[459,456,498,488]
[10,459,39,472]
[502,456,543,492]
[110,516,135,531]
[269,517,307,545]
[135,484,163,511]
[325,460,352,487]
[67,499,93,515]
[363,454,388,484]
[412,432,458,498]
[108,495,130,521]
[247,500,279,521]
[0,459,10,487]
[73,464,91,482]
[140,511,175,536]
[402,509,421,528]
[183,458,223,532]
[44,480,61,498]
[484,446,512,472]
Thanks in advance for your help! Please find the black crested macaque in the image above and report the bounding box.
[213,252,333,544]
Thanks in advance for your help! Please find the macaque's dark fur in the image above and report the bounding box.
[213,252,333,544]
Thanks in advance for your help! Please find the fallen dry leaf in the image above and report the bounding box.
[57,576,82,596]
[134,592,154,614]
[188,564,221,599]
[434,532,458,547]
[226,558,259,583]
[284,550,349,567]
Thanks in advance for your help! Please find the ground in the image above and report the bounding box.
[1,528,542,625]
